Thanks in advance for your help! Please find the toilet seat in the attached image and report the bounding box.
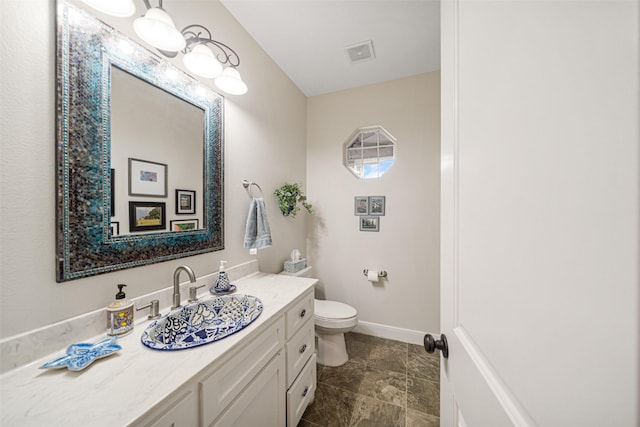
[314,299,357,329]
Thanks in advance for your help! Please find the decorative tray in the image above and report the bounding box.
[39,336,122,371]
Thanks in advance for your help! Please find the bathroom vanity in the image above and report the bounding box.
[0,272,316,426]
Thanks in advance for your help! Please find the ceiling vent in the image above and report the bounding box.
[344,40,375,64]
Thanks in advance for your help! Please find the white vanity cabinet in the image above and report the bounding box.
[284,291,316,427]
[0,272,317,427]
[131,289,316,427]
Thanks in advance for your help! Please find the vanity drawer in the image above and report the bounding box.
[286,290,314,339]
[286,317,315,387]
[287,353,317,427]
[200,317,284,425]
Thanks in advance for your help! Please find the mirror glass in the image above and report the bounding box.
[344,126,396,179]
[111,65,204,235]
[56,1,224,282]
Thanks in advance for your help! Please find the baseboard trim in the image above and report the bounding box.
[352,321,429,346]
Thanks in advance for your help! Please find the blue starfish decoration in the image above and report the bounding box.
[40,336,122,371]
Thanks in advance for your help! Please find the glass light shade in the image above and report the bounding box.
[183,44,223,78]
[81,0,135,17]
[214,67,248,95]
[133,8,186,52]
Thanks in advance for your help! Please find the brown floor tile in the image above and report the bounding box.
[349,394,405,427]
[301,383,358,426]
[305,333,441,427]
[407,376,439,416]
[297,419,323,427]
[319,359,367,393]
[406,409,440,427]
[407,343,440,383]
[367,342,408,373]
[357,367,407,406]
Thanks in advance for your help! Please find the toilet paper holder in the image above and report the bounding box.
[363,269,387,278]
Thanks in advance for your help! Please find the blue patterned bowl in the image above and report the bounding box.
[141,294,263,351]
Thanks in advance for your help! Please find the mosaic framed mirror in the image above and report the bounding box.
[56,1,224,281]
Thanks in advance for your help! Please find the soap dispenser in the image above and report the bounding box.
[211,260,235,294]
[107,284,134,336]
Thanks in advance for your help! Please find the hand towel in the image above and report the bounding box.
[243,197,272,250]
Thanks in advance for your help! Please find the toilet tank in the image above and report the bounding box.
[280,266,314,278]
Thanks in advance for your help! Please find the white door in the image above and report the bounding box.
[438,1,639,426]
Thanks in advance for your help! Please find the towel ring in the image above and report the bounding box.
[242,180,264,198]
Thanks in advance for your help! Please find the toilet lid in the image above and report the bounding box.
[314,299,357,320]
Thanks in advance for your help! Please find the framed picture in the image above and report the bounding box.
[128,158,167,197]
[110,169,116,217]
[360,216,380,232]
[170,219,199,231]
[369,196,386,216]
[129,201,166,232]
[110,221,119,236]
[176,189,196,215]
[354,196,369,215]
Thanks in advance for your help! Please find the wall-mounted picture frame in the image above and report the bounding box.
[170,219,199,231]
[354,196,369,215]
[110,221,119,236]
[110,168,116,217]
[360,216,380,232]
[369,196,386,216]
[129,201,166,232]
[176,189,196,215]
[128,158,167,197]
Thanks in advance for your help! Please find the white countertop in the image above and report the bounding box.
[0,272,315,427]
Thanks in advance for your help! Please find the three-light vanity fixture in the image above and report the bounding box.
[81,0,248,95]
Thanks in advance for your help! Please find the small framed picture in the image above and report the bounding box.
[369,196,386,216]
[110,221,119,236]
[354,196,369,215]
[176,189,196,215]
[129,201,166,232]
[360,216,380,232]
[128,158,167,197]
[170,219,199,231]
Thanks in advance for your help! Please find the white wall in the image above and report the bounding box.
[0,0,307,338]
[306,72,441,338]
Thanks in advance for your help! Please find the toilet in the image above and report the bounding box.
[280,266,358,367]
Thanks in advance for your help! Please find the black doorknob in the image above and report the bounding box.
[423,333,449,359]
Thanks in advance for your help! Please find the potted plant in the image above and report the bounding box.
[274,183,313,217]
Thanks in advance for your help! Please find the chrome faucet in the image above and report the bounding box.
[172,265,196,309]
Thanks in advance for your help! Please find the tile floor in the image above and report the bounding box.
[299,332,440,427]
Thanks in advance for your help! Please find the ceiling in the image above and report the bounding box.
[219,0,441,97]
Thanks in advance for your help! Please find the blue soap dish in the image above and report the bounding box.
[211,284,237,295]
[39,336,122,371]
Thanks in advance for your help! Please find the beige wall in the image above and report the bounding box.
[306,72,441,336]
[0,0,307,338]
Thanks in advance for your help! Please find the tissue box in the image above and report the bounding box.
[284,258,307,273]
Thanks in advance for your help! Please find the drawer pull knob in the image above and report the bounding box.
[299,309,306,318]
[299,344,307,353]
[302,386,309,397]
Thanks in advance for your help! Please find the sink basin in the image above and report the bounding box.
[141,294,263,351]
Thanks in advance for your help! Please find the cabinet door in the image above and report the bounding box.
[200,317,284,424]
[212,351,286,427]
[135,388,197,427]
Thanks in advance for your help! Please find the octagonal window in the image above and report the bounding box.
[344,125,396,179]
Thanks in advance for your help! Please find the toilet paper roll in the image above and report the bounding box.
[367,270,379,283]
